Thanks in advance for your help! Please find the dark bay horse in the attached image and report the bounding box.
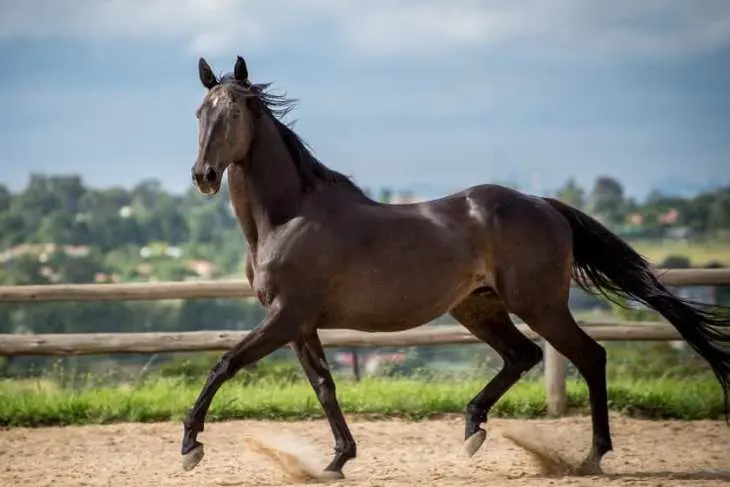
[183,55,730,477]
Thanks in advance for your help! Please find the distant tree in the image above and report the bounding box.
[707,188,730,231]
[50,251,106,284]
[0,213,26,248]
[588,176,625,225]
[1,255,48,285]
[0,184,11,212]
[555,177,585,209]
[378,188,393,204]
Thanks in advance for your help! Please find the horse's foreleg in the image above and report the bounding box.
[450,292,543,457]
[292,333,356,478]
[181,303,304,471]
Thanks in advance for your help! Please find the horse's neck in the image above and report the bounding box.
[227,115,303,254]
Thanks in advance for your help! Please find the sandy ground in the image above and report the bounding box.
[1,414,729,487]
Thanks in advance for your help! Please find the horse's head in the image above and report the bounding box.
[191,56,257,195]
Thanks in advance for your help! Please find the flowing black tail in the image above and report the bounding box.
[545,197,730,421]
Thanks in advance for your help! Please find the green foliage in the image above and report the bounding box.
[378,351,432,379]
[158,353,303,385]
[0,376,722,427]
[587,176,626,225]
[605,342,711,380]
[0,174,242,271]
[660,254,692,269]
[555,177,585,209]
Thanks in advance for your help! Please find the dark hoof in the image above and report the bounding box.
[181,442,205,472]
[464,428,486,457]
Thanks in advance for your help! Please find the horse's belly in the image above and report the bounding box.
[322,275,478,332]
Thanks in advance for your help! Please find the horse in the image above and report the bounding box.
[182,55,730,478]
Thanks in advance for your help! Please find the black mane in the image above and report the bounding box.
[221,74,367,196]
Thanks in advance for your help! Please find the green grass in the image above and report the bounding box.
[0,376,724,427]
[628,238,730,267]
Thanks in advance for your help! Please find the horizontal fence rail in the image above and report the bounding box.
[0,322,682,357]
[0,268,728,303]
[0,280,256,302]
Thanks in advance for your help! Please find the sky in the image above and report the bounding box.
[0,1,729,201]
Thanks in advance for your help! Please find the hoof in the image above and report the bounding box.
[463,428,486,458]
[181,443,205,472]
[320,469,345,481]
[574,457,603,476]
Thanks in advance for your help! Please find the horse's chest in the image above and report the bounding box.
[250,254,288,308]
[247,262,272,306]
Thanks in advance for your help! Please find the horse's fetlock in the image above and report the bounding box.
[183,411,204,433]
[336,441,357,460]
[594,434,613,454]
[465,403,487,425]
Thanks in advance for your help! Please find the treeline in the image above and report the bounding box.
[2,174,728,261]
[554,176,730,236]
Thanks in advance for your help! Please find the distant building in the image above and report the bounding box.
[119,206,134,218]
[626,213,644,225]
[658,208,679,224]
[186,260,216,279]
[0,243,90,263]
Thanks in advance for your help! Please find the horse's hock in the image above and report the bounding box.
[1,415,728,487]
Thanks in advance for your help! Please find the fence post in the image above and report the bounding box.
[544,341,567,417]
[351,348,361,382]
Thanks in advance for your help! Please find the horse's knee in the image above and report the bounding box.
[506,342,542,373]
[521,342,543,370]
[590,343,606,365]
[578,342,606,375]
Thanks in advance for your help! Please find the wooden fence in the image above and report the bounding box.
[1,268,729,303]
[0,267,728,417]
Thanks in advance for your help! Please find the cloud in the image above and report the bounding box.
[1,0,729,58]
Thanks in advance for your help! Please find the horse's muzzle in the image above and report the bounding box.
[192,164,221,195]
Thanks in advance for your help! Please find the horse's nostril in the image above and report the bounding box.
[204,167,218,183]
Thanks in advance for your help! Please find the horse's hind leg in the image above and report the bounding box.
[450,291,543,457]
[291,333,356,478]
[519,304,611,475]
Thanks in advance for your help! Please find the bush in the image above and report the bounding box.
[660,254,692,269]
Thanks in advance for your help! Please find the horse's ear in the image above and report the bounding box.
[234,56,248,83]
[198,58,218,90]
